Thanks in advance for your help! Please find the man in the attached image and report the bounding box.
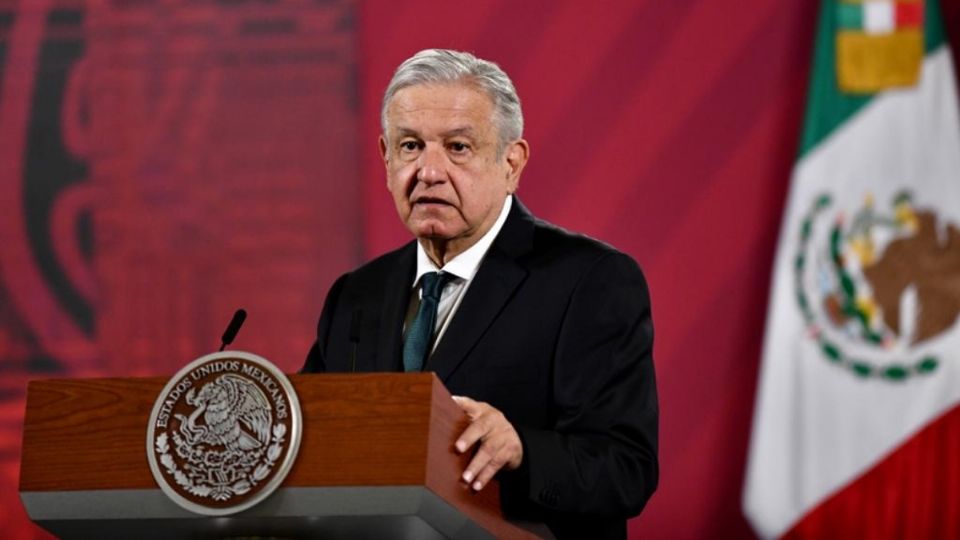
[303,49,657,539]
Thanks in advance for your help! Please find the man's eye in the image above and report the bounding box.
[449,142,469,153]
[400,141,420,151]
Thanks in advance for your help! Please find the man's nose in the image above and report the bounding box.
[416,145,447,184]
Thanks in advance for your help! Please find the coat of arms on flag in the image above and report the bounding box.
[793,190,960,382]
[836,0,925,92]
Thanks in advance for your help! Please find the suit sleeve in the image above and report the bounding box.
[301,273,349,374]
[509,251,658,518]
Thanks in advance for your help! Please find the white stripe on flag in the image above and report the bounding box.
[864,1,895,34]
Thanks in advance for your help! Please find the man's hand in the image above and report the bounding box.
[452,396,523,492]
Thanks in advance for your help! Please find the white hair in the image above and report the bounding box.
[381,49,524,151]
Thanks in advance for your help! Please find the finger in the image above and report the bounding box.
[455,413,491,453]
[472,427,524,490]
[452,395,481,417]
[462,443,495,485]
[471,454,504,491]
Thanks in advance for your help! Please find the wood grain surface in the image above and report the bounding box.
[19,372,538,538]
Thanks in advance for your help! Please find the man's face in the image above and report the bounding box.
[380,82,527,257]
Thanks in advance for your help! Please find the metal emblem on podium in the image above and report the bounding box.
[146,351,302,515]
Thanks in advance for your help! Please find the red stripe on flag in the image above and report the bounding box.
[783,403,960,539]
[896,2,924,28]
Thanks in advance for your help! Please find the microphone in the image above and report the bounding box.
[348,309,362,372]
[219,309,247,351]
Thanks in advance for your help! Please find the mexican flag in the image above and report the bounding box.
[744,0,960,538]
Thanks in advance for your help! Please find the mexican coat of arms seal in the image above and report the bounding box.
[146,351,302,515]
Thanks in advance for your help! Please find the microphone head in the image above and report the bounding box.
[221,309,247,346]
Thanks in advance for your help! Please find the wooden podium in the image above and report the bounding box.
[20,372,544,539]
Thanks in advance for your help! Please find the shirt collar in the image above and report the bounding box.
[413,195,513,287]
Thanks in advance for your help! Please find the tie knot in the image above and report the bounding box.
[420,271,452,301]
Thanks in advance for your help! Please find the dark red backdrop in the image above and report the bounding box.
[2,1,959,538]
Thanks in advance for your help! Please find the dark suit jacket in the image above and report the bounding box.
[303,198,658,539]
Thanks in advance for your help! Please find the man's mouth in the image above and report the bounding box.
[413,197,452,206]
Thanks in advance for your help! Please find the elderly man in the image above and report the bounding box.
[303,49,657,539]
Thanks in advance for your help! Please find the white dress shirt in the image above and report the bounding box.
[404,196,513,353]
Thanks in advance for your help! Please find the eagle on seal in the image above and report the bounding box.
[176,373,272,451]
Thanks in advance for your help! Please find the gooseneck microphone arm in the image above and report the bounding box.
[348,309,362,372]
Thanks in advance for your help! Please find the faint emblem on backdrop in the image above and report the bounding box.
[794,191,960,381]
[0,1,361,377]
[0,5,98,369]
[147,352,302,514]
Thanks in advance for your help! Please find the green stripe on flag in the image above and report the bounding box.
[924,0,947,54]
[836,3,863,31]
[798,0,947,158]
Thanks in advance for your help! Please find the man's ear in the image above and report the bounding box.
[504,139,530,193]
[379,135,389,170]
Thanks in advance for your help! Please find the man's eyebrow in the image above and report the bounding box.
[391,126,478,139]
[442,127,477,138]
[393,127,420,138]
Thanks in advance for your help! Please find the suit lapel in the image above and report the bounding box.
[427,198,536,381]
[374,243,416,372]
[427,251,526,380]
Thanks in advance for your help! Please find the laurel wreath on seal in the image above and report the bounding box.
[155,423,287,501]
[794,193,939,381]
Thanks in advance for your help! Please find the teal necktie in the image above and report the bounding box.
[403,272,453,372]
